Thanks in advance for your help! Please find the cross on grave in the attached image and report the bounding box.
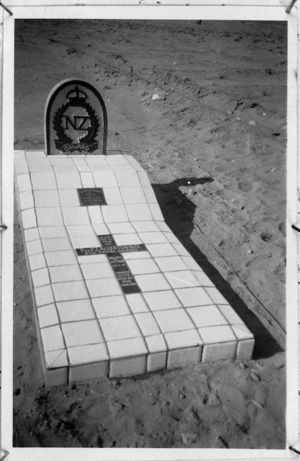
[76,234,148,294]
[75,187,148,294]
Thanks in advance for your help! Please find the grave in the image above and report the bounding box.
[14,79,254,386]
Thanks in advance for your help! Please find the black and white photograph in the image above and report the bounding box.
[6,6,295,454]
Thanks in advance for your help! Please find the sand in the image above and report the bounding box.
[13,19,286,448]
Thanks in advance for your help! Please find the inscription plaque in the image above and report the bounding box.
[76,244,147,256]
[118,244,147,253]
[78,188,107,206]
[98,234,115,247]
[107,254,140,294]
[75,234,144,294]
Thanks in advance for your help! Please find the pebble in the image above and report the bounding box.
[218,435,229,448]
[251,398,264,410]
[247,402,258,420]
[254,386,268,407]
[152,94,160,100]
[249,120,256,126]
[250,371,261,382]
[181,432,198,445]
[207,392,219,406]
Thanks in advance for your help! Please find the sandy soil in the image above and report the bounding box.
[13,19,286,448]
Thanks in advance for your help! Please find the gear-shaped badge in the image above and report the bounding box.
[45,79,108,155]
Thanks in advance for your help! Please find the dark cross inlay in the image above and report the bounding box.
[77,188,107,206]
[76,234,148,294]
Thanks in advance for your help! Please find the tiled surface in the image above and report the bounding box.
[62,320,104,347]
[15,151,254,385]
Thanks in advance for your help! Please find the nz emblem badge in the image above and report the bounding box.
[45,79,107,155]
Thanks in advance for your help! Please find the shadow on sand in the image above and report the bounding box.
[152,177,283,360]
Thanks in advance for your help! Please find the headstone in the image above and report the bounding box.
[45,79,107,155]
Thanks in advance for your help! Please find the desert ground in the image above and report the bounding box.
[13,19,286,448]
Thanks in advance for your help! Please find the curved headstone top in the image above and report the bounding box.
[45,79,108,156]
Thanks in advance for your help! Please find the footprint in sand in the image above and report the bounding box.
[238,180,253,192]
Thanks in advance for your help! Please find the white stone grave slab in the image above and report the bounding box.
[15,150,254,386]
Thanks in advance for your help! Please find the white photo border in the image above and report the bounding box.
[1,2,298,460]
